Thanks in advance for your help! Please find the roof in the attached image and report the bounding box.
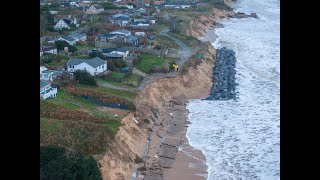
[113,16,130,21]
[62,18,72,25]
[105,54,123,58]
[68,57,105,68]
[99,34,118,39]
[41,46,56,52]
[110,29,131,35]
[61,36,76,42]
[40,80,50,89]
[131,21,149,26]
[102,48,128,53]
[128,35,138,41]
[69,33,86,40]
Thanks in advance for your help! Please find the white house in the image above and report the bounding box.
[40,46,57,56]
[102,48,129,59]
[40,80,58,100]
[130,21,150,27]
[110,29,131,37]
[86,4,104,15]
[41,70,66,82]
[40,66,48,77]
[54,17,78,30]
[67,57,107,76]
[135,32,146,37]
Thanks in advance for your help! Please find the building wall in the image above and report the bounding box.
[68,62,107,76]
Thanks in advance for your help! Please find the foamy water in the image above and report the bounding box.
[186,0,280,179]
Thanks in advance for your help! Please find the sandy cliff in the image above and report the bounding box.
[187,8,235,38]
[98,6,228,180]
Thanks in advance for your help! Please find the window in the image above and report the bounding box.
[102,65,104,69]
[70,65,72,68]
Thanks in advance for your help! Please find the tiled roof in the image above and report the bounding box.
[68,57,105,68]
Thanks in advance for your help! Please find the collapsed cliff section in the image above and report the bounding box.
[186,7,235,38]
[135,42,216,123]
[98,113,148,180]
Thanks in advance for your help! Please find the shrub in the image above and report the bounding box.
[107,60,115,71]
[55,40,70,51]
[68,45,78,53]
[40,145,103,180]
[132,56,141,66]
[114,60,127,68]
[89,52,105,59]
[74,70,97,86]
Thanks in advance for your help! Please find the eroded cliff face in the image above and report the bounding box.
[98,113,148,180]
[187,8,235,38]
[98,6,223,179]
[135,44,216,124]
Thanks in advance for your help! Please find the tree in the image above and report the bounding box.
[68,45,78,53]
[107,60,115,71]
[89,52,106,60]
[74,70,97,86]
[55,40,70,51]
[40,15,48,37]
[114,60,127,68]
[40,146,102,180]
[53,72,73,87]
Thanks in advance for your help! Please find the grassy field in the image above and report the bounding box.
[111,72,126,79]
[74,83,138,101]
[41,89,124,155]
[135,54,168,73]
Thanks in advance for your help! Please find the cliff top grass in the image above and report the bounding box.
[135,54,169,74]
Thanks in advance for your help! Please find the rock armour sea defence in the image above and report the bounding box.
[206,47,237,100]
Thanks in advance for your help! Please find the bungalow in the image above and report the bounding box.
[40,80,58,100]
[86,4,104,15]
[102,48,129,60]
[111,15,130,27]
[130,21,150,27]
[57,36,77,45]
[110,29,131,37]
[54,17,78,30]
[136,8,147,13]
[135,32,146,37]
[69,33,87,42]
[67,57,107,76]
[40,46,57,56]
[41,70,67,82]
[164,2,192,8]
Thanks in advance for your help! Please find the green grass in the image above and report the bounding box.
[47,90,97,110]
[75,44,94,50]
[111,72,126,79]
[135,54,167,73]
[75,83,138,101]
[97,79,135,89]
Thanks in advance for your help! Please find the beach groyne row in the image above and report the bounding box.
[206,47,237,100]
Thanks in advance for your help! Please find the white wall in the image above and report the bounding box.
[68,62,107,76]
[54,19,70,30]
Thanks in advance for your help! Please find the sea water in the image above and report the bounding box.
[186,0,280,179]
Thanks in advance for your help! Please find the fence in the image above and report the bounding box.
[80,95,129,110]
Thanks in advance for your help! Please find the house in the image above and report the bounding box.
[110,29,131,37]
[40,66,48,77]
[102,48,129,60]
[57,36,77,45]
[164,2,192,8]
[41,70,67,82]
[54,17,78,30]
[130,21,150,27]
[40,46,57,56]
[40,80,58,100]
[136,8,147,13]
[69,33,87,42]
[135,32,146,37]
[86,4,104,15]
[111,15,130,27]
[154,0,166,5]
[127,35,139,46]
[67,57,107,76]
[148,17,156,25]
